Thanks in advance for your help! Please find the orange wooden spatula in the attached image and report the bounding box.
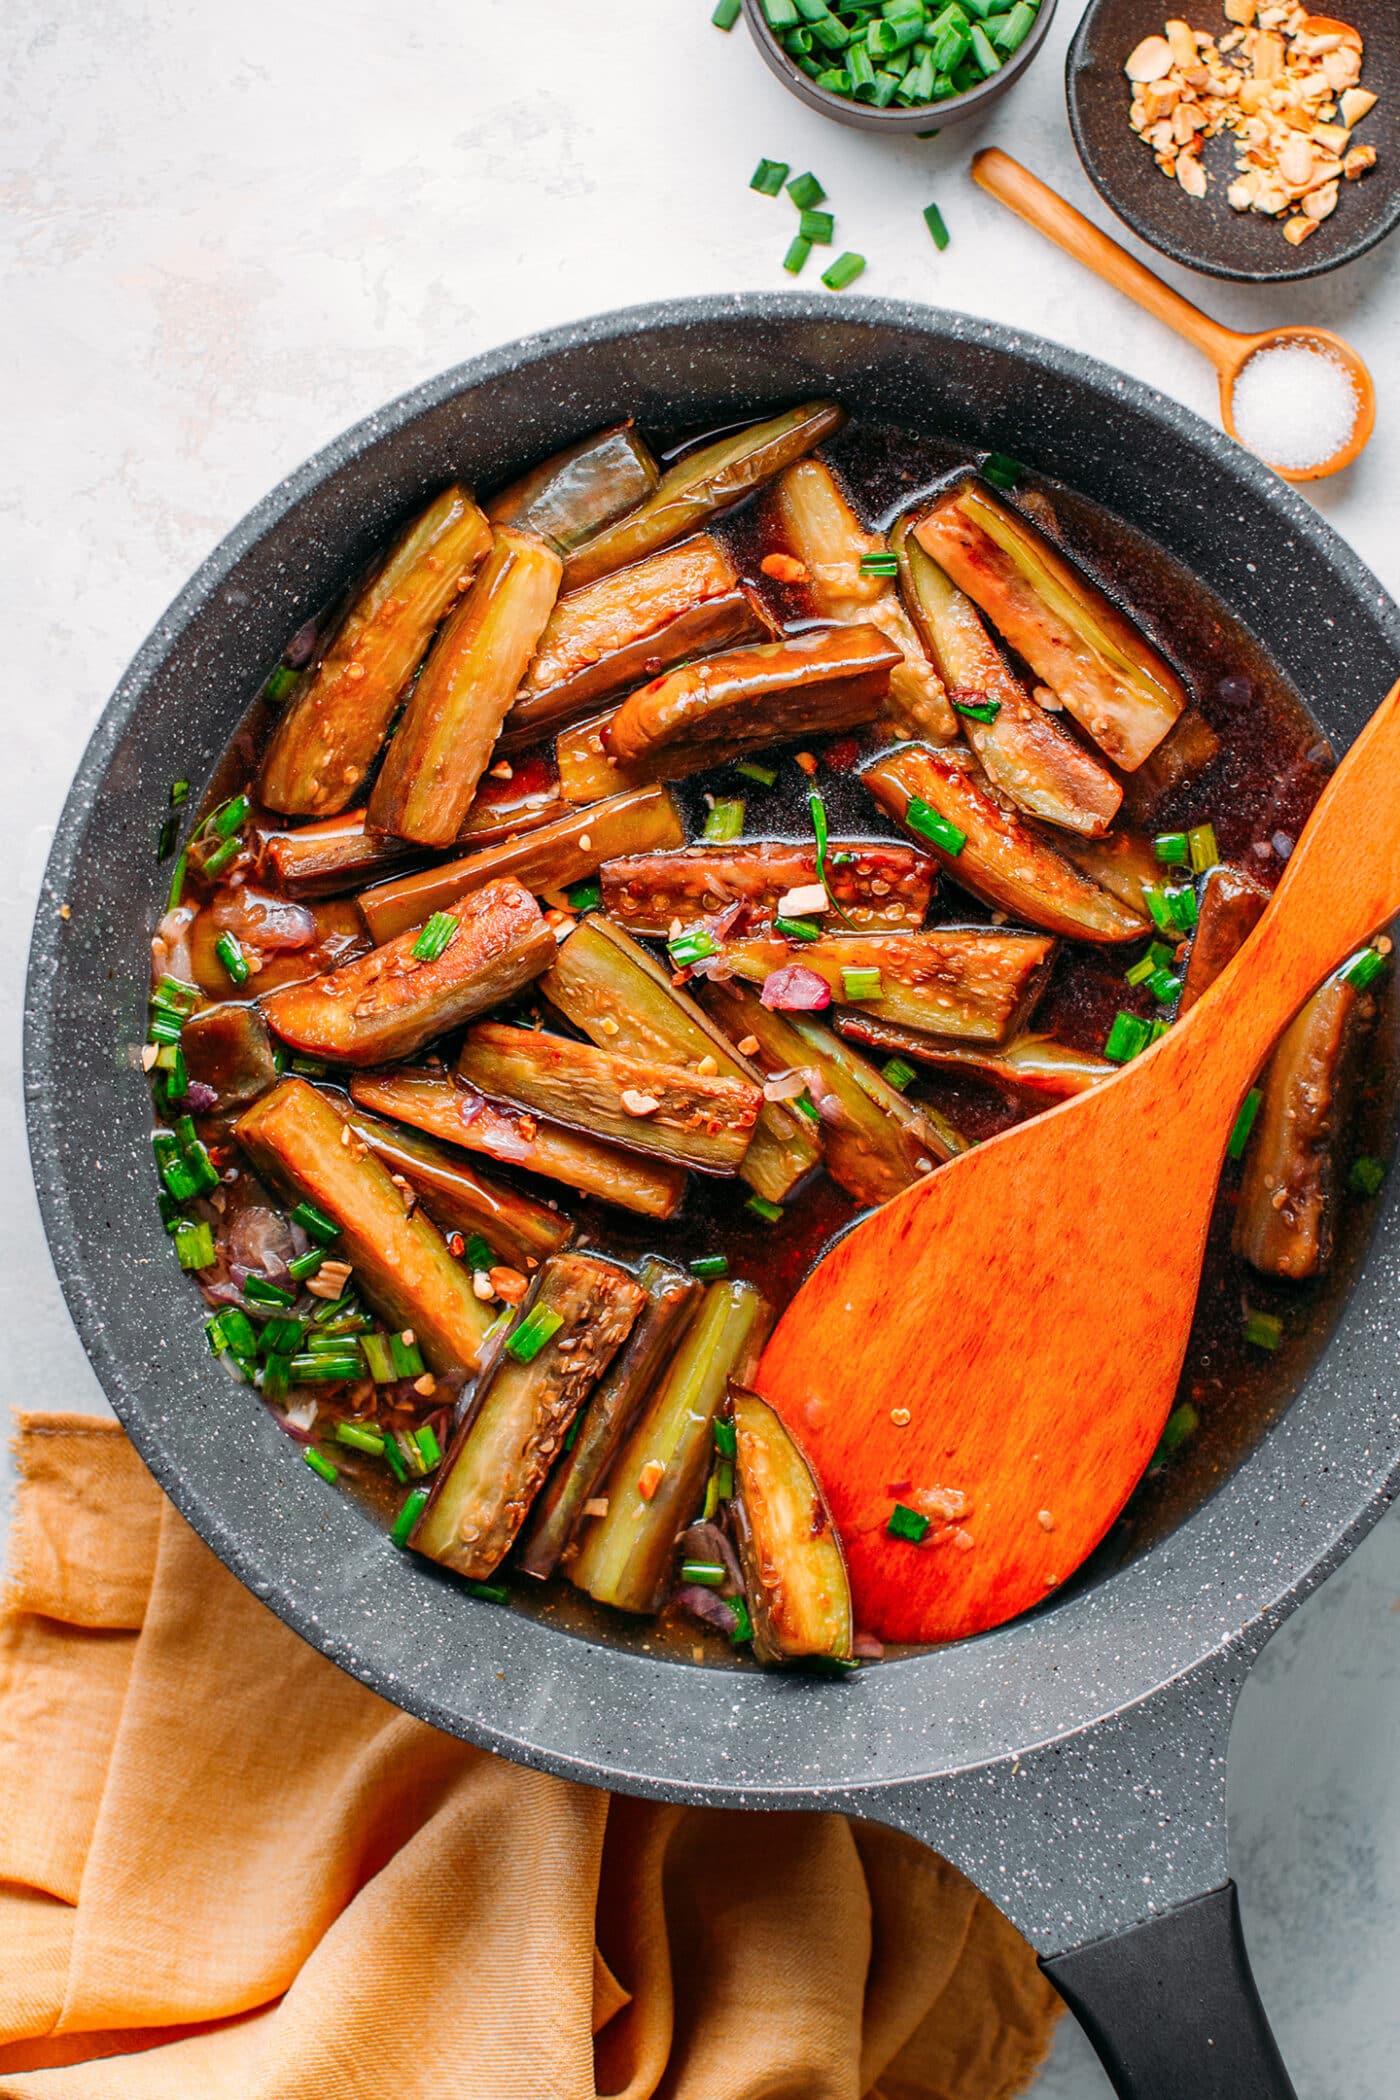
[756,682,1400,1646]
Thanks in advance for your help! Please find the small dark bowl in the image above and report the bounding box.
[742,0,1059,133]
[1067,0,1400,282]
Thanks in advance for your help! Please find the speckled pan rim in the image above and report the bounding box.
[23,293,1400,1813]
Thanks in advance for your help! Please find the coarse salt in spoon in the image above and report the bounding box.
[755,681,1400,1647]
[972,148,1375,483]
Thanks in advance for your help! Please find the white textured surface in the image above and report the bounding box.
[4,3,1398,2092]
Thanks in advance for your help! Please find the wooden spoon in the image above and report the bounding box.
[972,148,1375,484]
[756,682,1400,1646]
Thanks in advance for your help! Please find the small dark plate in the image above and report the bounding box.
[1067,0,1400,282]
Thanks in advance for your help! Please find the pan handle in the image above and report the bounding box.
[1043,1882,1296,2099]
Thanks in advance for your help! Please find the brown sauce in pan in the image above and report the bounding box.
[166,412,1397,1658]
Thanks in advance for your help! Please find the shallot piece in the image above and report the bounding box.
[674,1584,740,1635]
[760,965,832,1012]
[212,887,317,955]
[761,1068,810,1103]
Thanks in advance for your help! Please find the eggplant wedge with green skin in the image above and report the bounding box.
[502,534,774,748]
[767,460,957,744]
[368,530,563,848]
[262,878,556,1067]
[891,515,1122,837]
[457,1022,763,1175]
[554,707,757,807]
[832,1011,1115,1101]
[1050,827,1163,919]
[1178,864,1268,1017]
[336,1097,573,1269]
[517,1257,700,1580]
[605,626,900,768]
[358,786,685,945]
[563,401,845,590]
[915,484,1186,773]
[486,421,659,552]
[1235,968,1372,1280]
[258,812,422,899]
[862,744,1149,944]
[181,1002,279,1108]
[719,926,1056,1044]
[349,1066,687,1220]
[600,841,934,935]
[729,1385,853,1666]
[258,484,493,817]
[702,978,963,1208]
[411,1253,646,1581]
[235,1078,495,1371]
[570,1280,768,1615]
[541,914,821,1205]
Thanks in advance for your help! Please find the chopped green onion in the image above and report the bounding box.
[289,1353,363,1382]
[1342,947,1387,992]
[156,1044,188,1103]
[1145,967,1180,1005]
[391,1487,430,1547]
[841,966,883,1001]
[859,551,900,577]
[411,910,460,963]
[1187,822,1219,875]
[773,915,821,943]
[261,1316,305,1357]
[799,209,835,244]
[562,1415,580,1452]
[382,1430,408,1483]
[359,1333,396,1383]
[1156,1401,1199,1456]
[303,1448,338,1484]
[750,157,791,195]
[822,251,866,290]
[565,878,602,914]
[1154,832,1189,866]
[207,1306,258,1362]
[165,849,188,912]
[669,928,719,968]
[416,1423,443,1470]
[173,1219,216,1271]
[1147,1017,1171,1045]
[887,1501,930,1543]
[463,1233,494,1271]
[260,1353,293,1404]
[689,1254,730,1279]
[336,1421,386,1456]
[264,664,298,703]
[703,797,745,843]
[1227,1087,1262,1161]
[727,1595,754,1645]
[981,452,1023,489]
[466,1580,510,1604]
[903,796,966,857]
[244,1274,296,1308]
[923,200,951,250]
[882,1056,917,1092]
[182,1139,220,1197]
[1348,1154,1387,1196]
[1103,1011,1151,1065]
[202,835,241,879]
[170,779,190,807]
[290,1200,340,1245]
[286,1246,326,1283]
[762,0,800,25]
[786,170,826,208]
[389,1330,427,1378]
[794,1093,820,1123]
[214,933,250,985]
[505,1304,563,1363]
[1125,943,1174,988]
[952,693,1000,723]
[814,64,851,89]
[1242,1309,1283,1352]
[153,974,200,1015]
[783,235,813,274]
[209,793,250,840]
[157,815,179,862]
[786,19,813,46]
[1168,884,1198,932]
[969,21,1001,71]
[995,0,1037,50]
[306,1328,360,1355]
[681,1560,727,1587]
[735,759,778,787]
[746,1193,784,1224]
[713,1417,739,1458]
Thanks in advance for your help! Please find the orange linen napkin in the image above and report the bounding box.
[0,1411,1059,2099]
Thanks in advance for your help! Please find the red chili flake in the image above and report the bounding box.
[447,1232,466,1259]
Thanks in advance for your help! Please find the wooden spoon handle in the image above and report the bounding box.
[971,149,1244,373]
[1164,680,1400,1108]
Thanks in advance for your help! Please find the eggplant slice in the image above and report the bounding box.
[730,1384,853,1666]
[599,840,933,935]
[486,421,659,552]
[718,928,1056,1044]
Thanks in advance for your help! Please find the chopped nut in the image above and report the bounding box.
[488,1266,528,1305]
[1177,151,1208,195]
[1344,142,1377,177]
[1126,33,1176,82]
[696,1054,719,1077]
[737,1035,760,1057]
[1303,178,1339,218]
[413,1373,437,1397]
[1038,1509,1056,1532]
[1165,18,1198,66]
[890,1406,911,1426]
[760,552,809,584]
[1339,86,1376,127]
[472,1270,496,1300]
[488,760,514,780]
[620,1088,660,1116]
[1225,0,1256,23]
[1283,212,1318,240]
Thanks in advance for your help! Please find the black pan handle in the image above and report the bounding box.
[1043,1882,1295,2099]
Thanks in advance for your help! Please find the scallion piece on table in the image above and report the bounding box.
[1104,1011,1151,1065]
[841,966,883,1001]
[416,1423,443,1470]
[734,759,778,786]
[1342,946,1387,991]
[882,1057,917,1092]
[713,0,743,20]
[952,693,1000,723]
[1242,1309,1283,1352]
[681,1560,728,1587]
[290,1199,340,1245]
[689,1254,730,1279]
[750,157,791,195]
[411,910,460,963]
[799,209,835,244]
[922,201,951,249]
[214,932,250,985]
[786,170,826,208]
[1227,1087,1262,1161]
[703,797,745,843]
[822,251,866,290]
[173,1219,216,1271]
[335,1421,387,1456]
[505,1304,563,1364]
[904,796,966,857]
[727,1595,754,1645]
[391,1487,430,1548]
[887,1501,930,1543]
[244,1274,296,1308]
[669,928,719,968]
[1153,832,1190,866]
[746,1193,784,1224]
[1348,1155,1387,1197]
[783,235,813,274]
[1187,822,1219,875]
[303,1448,338,1484]
[773,915,821,943]
[1157,1401,1198,1456]
[565,878,602,914]
[859,550,900,577]
[286,1246,326,1283]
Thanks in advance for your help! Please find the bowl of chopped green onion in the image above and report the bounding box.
[739,0,1057,131]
